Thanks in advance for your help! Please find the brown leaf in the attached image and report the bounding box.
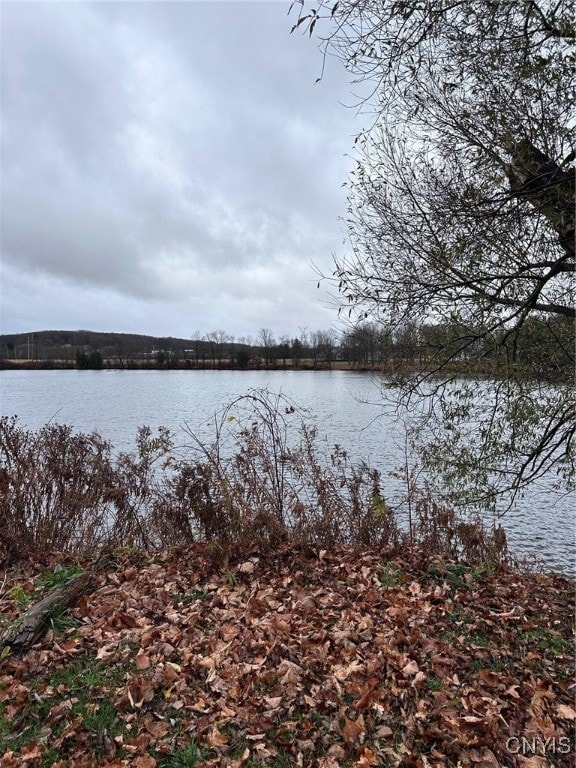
[556,703,576,719]
[474,748,500,767]
[516,757,549,768]
[402,659,419,677]
[115,611,137,628]
[133,756,157,768]
[355,686,377,710]
[0,752,21,768]
[264,696,282,709]
[144,720,170,739]
[135,651,151,670]
[356,746,380,766]
[342,714,365,744]
[127,681,155,709]
[18,743,44,762]
[207,727,229,747]
[478,670,502,688]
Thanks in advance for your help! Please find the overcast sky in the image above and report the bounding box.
[1,0,366,341]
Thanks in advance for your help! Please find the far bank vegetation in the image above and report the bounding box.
[1,317,572,379]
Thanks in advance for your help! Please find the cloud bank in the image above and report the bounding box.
[1,1,362,339]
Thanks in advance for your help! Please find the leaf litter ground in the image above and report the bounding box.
[0,545,574,767]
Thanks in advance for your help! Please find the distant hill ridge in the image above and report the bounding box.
[0,330,237,366]
[0,329,194,352]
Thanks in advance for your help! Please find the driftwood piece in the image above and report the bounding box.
[2,571,96,654]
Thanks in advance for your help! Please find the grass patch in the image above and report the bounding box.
[47,612,80,633]
[426,675,444,691]
[378,563,402,587]
[172,588,207,606]
[521,628,570,657]
[0,654,129,762]
[222,570,237,588]
[7,584,32,609]
[471,657,509,673]
[468,629,492,647]
[159,741,204,768]
[36,563,83,590]
[0,544,572,767]
[427,561,494,589]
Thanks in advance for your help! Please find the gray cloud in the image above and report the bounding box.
[1,1,360,338]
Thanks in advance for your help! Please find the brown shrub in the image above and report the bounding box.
[0,392,509,568]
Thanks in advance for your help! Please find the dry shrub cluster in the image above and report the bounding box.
[148,391,399,554]
[397,480,508,566]
[0,391,508,566]
[0,417,160,564]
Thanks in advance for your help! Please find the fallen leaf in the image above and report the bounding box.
[0,752,20,768]
[556,703,576,719]
[356,746,380,766]
[18,743,43,762]
[342,714,365,744]
[475,747,500,767]
[402,659,419,676]
[133,756,157,768]
[207,727,229,747]
[264,696,283,709]
[516,757,549,768]
[479,670,501,687]
[135,652,151,670]
[317,758,340,768]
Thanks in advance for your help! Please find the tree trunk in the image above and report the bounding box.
[1,571,96,654]
[507,139,575,259]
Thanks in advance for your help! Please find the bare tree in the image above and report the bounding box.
[258,327,277,367]
[292,0,575,510]
[310,329,339,367]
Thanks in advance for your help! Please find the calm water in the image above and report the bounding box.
[1,369,574,576]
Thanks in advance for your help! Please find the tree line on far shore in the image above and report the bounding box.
[1,315,572,380]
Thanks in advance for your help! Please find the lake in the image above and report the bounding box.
[1,368,573,576]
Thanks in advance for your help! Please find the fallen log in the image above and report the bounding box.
[1,571,97,655]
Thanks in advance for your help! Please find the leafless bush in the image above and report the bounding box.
[147,390,400,551]
[1,392,509,567]
[392,458,510,566]
[0,417,168,564]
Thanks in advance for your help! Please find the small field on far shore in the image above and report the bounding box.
[0,545,574,768]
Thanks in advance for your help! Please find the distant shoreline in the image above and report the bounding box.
[3,358,566,384]
[0,358,514,380]
[0,358,391,373]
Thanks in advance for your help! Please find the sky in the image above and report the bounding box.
[1,0,366,341]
